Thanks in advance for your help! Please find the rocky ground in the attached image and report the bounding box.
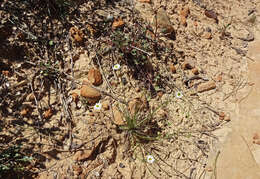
[0,0,259,178]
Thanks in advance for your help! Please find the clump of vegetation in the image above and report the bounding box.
[115,98,170,154]
[119,105,164,143]
[39,60,61,83]
[114,99,176,178]
[0,145,33,178]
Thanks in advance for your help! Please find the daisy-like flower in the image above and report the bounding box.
[147,155,155,163]
[112,64,121,70]
[175,91,183,99]
[94,171,100,177]
[94,102,102,110]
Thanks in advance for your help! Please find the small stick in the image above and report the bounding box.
[130,45,152,56]
[223,78,246,101]
[8,18,38,40]
[96,54,115,95]
[29,82,43,141]
[109,100,116,125]
[90,84,127,105]
[231,46,255,62]
[67,34,76,89]
[204,106,220,116]
[30,79,43,123]
[57,78,73,151]
[211,151,220,179]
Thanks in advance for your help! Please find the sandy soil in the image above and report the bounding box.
[0,0,260,178]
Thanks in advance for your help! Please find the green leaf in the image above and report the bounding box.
[49,40,54,46]
[1,165,10,170]
[14,153,20,158]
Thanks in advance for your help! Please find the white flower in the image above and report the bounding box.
[107,14,114,21]
[94,171,100,177]
[94,102,102,110]
[147,155,155,163]
[83,161,88,167]
[113,64,121,70]
[175,91,183,99]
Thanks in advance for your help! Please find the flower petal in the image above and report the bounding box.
[94,103,102,110]
[175,91,183,98]
[113,64,121,70]
[147,155,155,163]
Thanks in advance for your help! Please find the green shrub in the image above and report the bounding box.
[0,145,33,177]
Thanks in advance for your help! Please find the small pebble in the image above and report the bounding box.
[205,10,218,23]
[169,63,176,73]
[121,77,127,85]
[215,74,222,82]
[182,61,193,70]
[119,163,125,168]
[191,68,199,75]
[197,81,216,93]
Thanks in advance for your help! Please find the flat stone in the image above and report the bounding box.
[197,81,216,93]
[154,8,175,35]
[112,107,125,125]
[134,4,174,37]
[74,54,91,79]
[80,85,101,104]
[216,130,260,179]
[87,68,103,86]
[211,22,260,179]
